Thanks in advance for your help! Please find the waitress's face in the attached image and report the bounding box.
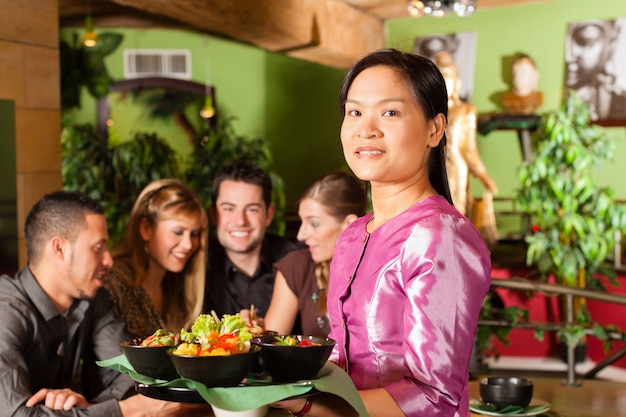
[340,65,443,186]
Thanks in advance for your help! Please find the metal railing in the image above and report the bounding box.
[479,277,626,386]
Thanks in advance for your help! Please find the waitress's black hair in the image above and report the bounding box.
[339,48,453,206]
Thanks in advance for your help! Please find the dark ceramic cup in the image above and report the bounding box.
[479,376,533,410]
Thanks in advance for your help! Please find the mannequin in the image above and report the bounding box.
[435,51,499,245]
[502,54,544,115]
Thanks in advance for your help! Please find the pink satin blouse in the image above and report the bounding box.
[328,195,491,417]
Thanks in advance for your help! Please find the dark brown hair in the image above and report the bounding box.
[211,160,273,209]
[25,190,104,265]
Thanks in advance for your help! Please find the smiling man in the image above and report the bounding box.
[0,191,210,416]
[203,161,302,320]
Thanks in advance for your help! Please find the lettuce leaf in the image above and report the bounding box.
[180,313,252,343]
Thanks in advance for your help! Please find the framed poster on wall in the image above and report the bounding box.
[565,17,626,124]
[414,30,477,102]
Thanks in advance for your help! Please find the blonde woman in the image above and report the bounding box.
[102,178,208,338]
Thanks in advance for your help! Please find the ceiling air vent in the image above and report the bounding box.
[123,49,191,80]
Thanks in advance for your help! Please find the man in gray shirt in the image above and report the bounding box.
[0,190,208,416]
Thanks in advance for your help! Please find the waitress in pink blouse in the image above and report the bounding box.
[277,48,491,417]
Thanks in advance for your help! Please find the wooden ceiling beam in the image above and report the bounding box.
[108,0,385,69]
[59,0,554,68]
[110,0,317,52]
[287,0,384,69]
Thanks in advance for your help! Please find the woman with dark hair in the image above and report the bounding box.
[276,49,491,417]
[263,171,368,337]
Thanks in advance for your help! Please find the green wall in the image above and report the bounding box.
[387,0,626,202]
[265,53,348,201]
[61,28,346,203]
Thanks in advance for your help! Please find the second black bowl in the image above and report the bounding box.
[251,335,335,382]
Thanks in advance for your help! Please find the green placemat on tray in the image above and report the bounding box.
[97,354,369,416]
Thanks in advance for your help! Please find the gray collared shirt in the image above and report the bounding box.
[0,266,134,416]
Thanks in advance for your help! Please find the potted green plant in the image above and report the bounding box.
[62,124,182,244]
[60,32,124,110]
[516,92,626,351]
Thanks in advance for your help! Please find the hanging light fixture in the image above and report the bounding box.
[200,94,216,119]
[407,0,476,18]
[82,0,98,47]
[200,35,216,119]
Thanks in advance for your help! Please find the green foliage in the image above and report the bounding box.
[60,32,124,110]
[516,92,626,347]
[477,292,528,358]
[185,117,286,235]
[62,125,182,245]
[105,132,182,241]
[517,93,626,287]
[61,118,287,243]
[127,88,205,146]
[130,88,203,120]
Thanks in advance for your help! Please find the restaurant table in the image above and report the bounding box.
[469,376,626,417]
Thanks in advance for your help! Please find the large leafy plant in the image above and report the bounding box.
[60,32,124,110]
[517,93,626,288]
[62,125,182,245]
[516,92,626,347]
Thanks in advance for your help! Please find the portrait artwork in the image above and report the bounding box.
[565,17,626,122]
[414,30,477,102]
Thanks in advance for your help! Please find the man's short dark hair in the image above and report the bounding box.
[211,160,273,209]
[25,190,104,264]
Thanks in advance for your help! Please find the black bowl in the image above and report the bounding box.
[479,376,533,410]
[251,335,335,382]
[167,345,261,387]
[248,330,278,374]
[120,338,179,380]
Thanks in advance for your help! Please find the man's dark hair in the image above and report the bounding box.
[25,190,104,264]
[211,160,273,208]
